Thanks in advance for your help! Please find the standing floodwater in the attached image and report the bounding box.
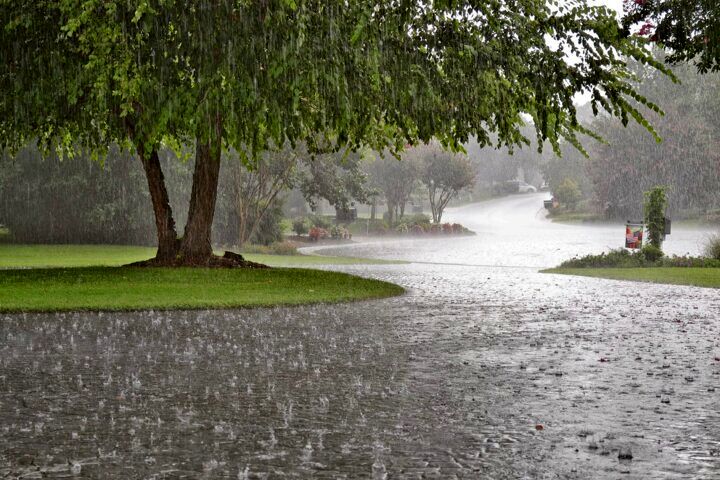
[2,195,719,478]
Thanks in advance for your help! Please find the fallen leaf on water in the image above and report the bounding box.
[535,424,544,431]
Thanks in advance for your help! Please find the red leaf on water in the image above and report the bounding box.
[535,424,544,431]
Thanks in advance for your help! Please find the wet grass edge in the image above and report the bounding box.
[0,244,406,269]
[0,266,406,313]
[541,267,720,289]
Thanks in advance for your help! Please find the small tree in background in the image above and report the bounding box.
[366,151,420,225]
[292,218,310,236]
[644,186,668,250]
[413,144,476,224]
[555,178,582,211]
[704,234,720,260]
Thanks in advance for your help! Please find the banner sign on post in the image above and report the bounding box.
[625,223,644,249]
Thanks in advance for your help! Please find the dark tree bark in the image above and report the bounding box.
[127,115,267,268]
[180,122,223,263]
[386,201,395,225]
[137,146,179,261]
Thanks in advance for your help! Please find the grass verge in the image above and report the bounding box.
[0,267,405,313]
[543,267,720,289]
[0,244,401,269]
[546,211,607,224]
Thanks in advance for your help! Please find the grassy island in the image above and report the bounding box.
[0,245,404,313]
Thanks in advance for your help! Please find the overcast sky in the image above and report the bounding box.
[597,0,622,16]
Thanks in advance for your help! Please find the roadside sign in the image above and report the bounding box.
[625,222,644,249]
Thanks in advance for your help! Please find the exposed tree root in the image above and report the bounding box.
[126,251,269,269]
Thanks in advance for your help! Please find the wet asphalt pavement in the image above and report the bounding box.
[1,194,719,478]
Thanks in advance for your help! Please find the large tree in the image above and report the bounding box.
[2,0,668,265]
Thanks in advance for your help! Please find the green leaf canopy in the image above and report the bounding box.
[2,0,667,156]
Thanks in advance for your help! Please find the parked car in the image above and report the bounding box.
[497,180,538,194]
[518,181,537,193]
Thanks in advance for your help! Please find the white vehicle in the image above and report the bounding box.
[517,181,537,193]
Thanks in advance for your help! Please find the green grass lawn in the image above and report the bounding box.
[0,267,404,313]
[0,244,400,269]
[544,267,720,289]
[0,244,404,312]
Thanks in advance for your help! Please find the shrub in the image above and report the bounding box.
[442,222,453,234]
[330,225,350,239]
[248,203,284,245]
[554,178,582,211]
[658,255,720,268]
[241,241,298,255]
[308,227,329,241]
[269,241,299,255]
[559,248,646,268]
[644,186,668,249]
[309,215,332,229]
[641,244,664,262]
[704,233,720,260]
[395,223,409,234]
[292,217,309,236]
[410,224,425,235]
[559,248,720,269]
[404,213,431,225]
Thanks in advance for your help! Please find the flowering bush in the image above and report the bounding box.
[309,227,329,241]
[411,224,426,235]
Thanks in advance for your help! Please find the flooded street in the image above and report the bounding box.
[2,194,720,478]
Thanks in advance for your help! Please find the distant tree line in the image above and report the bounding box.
[588,58,720,219]
[0,144,158,244]
[0,141,480,245]
[541,54,720,219]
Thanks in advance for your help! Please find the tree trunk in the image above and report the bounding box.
[138,147,179,261]
[180,130,222,263]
